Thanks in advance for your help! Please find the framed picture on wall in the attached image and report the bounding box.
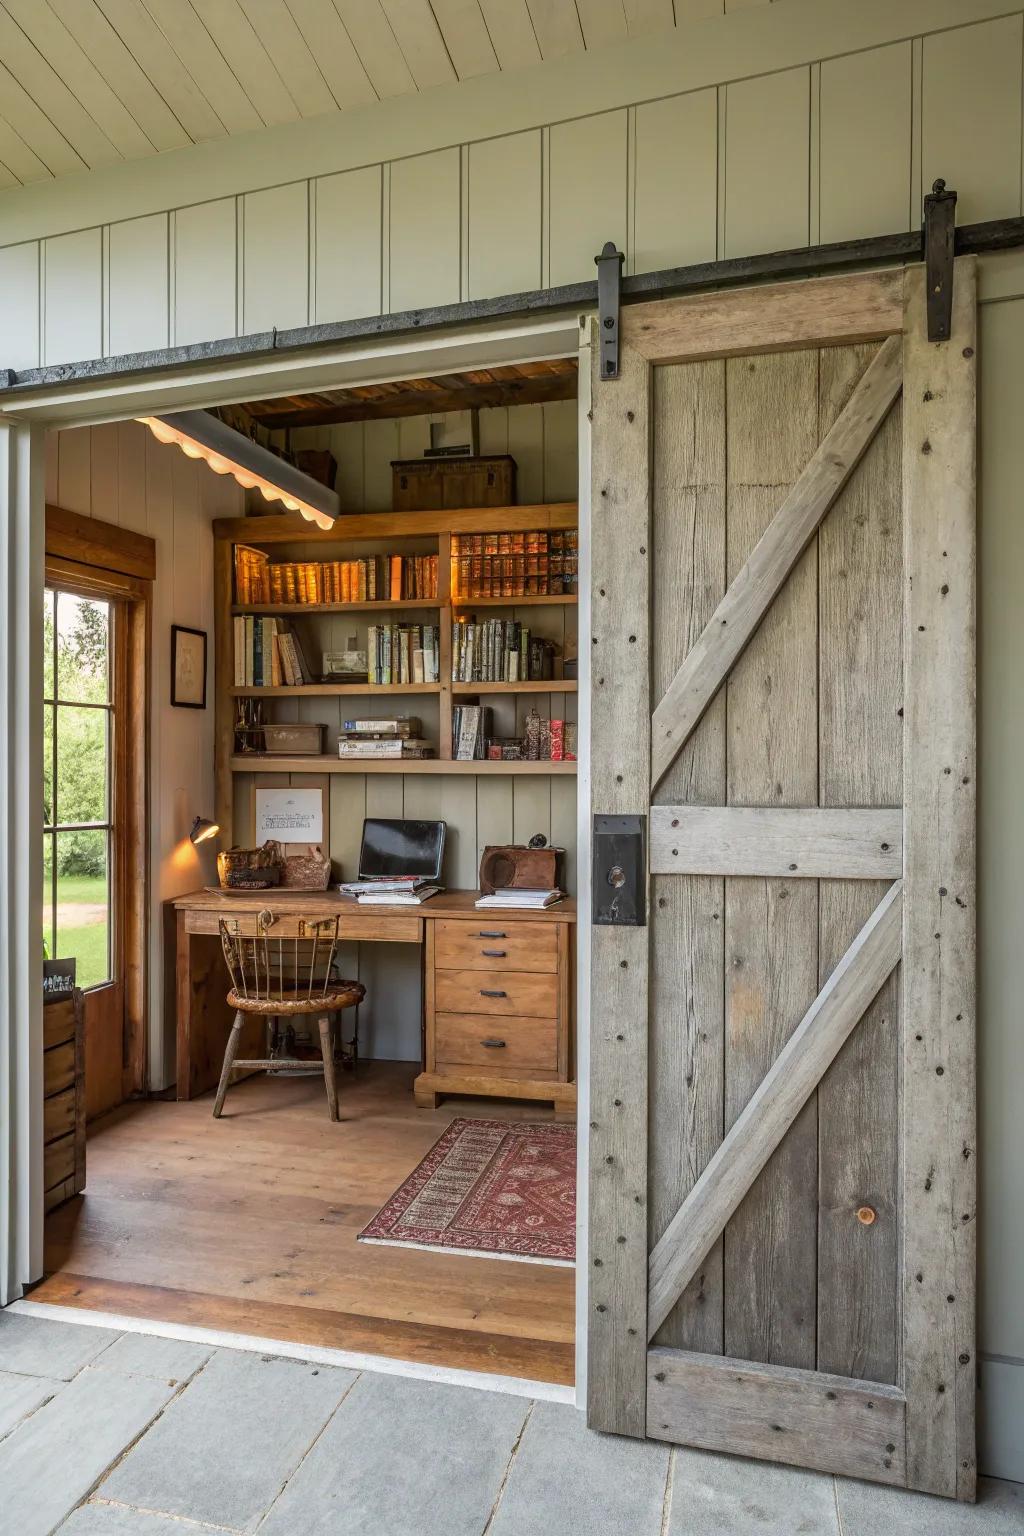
[171,624,207,709]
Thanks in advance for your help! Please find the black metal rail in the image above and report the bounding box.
[2,215,1022,396]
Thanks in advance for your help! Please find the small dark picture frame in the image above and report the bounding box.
[171,624,208,709]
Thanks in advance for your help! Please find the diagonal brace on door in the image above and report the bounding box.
[647,879,904,1338]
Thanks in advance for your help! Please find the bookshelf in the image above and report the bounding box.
[213,504,579,841]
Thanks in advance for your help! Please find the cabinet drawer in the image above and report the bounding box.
[435,1013,557,1073]
[435,968,558,1018]
[44,1040,76,1097]
[434,920,558,973]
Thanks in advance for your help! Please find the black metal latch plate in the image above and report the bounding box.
[592,814,646,927]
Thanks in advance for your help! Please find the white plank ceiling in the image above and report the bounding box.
[0,0,767,190]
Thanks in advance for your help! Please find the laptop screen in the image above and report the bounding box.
[357,818,446,882]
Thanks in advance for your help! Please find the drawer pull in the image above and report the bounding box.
[480,988,507,999]
[480,1038,507,1049]
[477,930,507,939]
[481,949,507,958]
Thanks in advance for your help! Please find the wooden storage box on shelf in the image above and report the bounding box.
[43,990,85,1212]
[392,456,515,511]
[416,908,575,1116]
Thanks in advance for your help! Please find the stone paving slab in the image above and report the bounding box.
[87,1332,213,1386]
[836,1474,1024,1535]
[490,1398,670,1536]
[0,1368,65,1441]
[0,1312,121,1379]
[60,1505,220,1536]
[100,1348,355,1533]
[258,1370,530,1536]
[668,1446,841,1534]
[0,1364,175,1536]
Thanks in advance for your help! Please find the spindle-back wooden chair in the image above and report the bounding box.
[213,909,364,1121]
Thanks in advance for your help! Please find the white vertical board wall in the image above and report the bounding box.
[3,15,1024,363]
[45,421,244,1092]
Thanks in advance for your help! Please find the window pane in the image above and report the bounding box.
[55,829,109,988]
[56,592,109,704]
[43,590,55,699]
[56,705,108,825]
[42,833,54,962]
[43,703,54,828]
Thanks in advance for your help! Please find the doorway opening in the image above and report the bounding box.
[30,345,584,1391]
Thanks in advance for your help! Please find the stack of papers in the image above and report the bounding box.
[338,878,441,906]
[474,889,563,910]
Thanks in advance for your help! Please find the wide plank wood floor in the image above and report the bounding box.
[30,1061,576,1386]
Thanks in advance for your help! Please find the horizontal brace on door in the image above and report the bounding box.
[649,806,903,879]
[3,216,1022,396]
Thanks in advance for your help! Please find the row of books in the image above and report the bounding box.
[235,544,439,606]
[337,715,433,761]
[233,616,312,687]
[449,529,578,599]
[367,625,441,686]
[452,706,577,762]
[451,620,557,684]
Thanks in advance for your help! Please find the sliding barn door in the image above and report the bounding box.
[588,263,977,1500]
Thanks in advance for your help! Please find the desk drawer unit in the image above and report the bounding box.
[416,913,575,1115]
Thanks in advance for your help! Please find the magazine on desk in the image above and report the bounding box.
[474,889,563,910]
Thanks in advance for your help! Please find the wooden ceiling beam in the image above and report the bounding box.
[255,369,578,429]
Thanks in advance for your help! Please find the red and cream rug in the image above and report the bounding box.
[358,1117,576,1266]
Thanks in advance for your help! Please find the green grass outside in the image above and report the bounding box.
[44,871,110,990]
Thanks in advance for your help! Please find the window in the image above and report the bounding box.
[43,589,114,990]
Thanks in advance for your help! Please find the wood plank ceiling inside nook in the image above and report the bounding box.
[237,358,579,430]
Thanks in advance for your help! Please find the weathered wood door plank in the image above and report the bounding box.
[650,334,903,790]
[648,880,904,1338]
[649,806,902,879]
[901,262,977,1500]
[647,1348,907,1486]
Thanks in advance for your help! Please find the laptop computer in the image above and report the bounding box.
[357,818,446,884]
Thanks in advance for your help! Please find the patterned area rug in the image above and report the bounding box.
[358,1117,575,1265]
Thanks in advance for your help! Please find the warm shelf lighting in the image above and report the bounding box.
[138,411,340,530]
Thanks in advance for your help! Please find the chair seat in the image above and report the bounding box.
[226,982,365,1017]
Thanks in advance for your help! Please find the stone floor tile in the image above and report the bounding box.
[667,1447,841,1534]
[0,1368,65,1440]
[835,1474,1024,1534]
[100,1348,354,1533]
[0,1365,175,1536]
[0,1311,121,1379]
[88,1332,213,1387]
[59,1504,214,1535]
[490,1399,670,1536]
[258,1370,529,1536]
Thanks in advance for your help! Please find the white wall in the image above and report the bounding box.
[45,421,243,1091]
[1,2,1022,372]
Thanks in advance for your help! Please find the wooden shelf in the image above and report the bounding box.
[452,679,578,694]
[213,502,577,544]
[231,755,577,776]
[231,683,441,697]
[232,600,442,615]
[451,594,577,607]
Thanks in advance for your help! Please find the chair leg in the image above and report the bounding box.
[318,1013,339,1122]
[213,1011,245,1118]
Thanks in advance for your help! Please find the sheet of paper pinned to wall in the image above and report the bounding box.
[255,787,323,845]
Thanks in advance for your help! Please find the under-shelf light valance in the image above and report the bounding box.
[138,410,339,529]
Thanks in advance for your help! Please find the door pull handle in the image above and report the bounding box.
[477,931,507,939]
[480,989,507,998]
[481,949,507,958]
[480,1038,506,1049]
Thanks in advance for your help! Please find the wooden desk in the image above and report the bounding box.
[172,889,576,1111]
